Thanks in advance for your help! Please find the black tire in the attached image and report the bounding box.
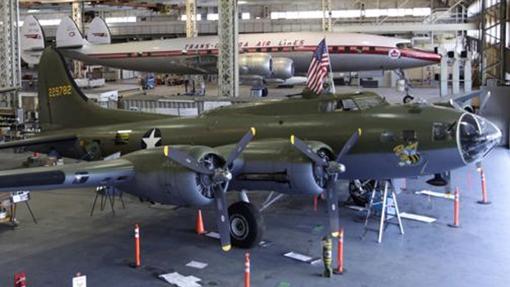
[403,95,414,104]
[228,201,265,249]
[261,88,269,97]
[348,180,375,207]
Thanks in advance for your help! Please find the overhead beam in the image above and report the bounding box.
[332,23,477,33]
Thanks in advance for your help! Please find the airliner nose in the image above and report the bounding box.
[457,113,502,164]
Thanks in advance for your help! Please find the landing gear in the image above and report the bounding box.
[261,87,268,97]
[348,180,375,206]
[403,95,414,104]
[228,201,265,249]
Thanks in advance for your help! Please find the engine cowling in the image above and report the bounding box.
[222,139,333,195]
[239,53,272,77]
[119,146,224,207]
[271,57,294,80]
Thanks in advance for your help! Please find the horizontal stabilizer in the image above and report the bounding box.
[0,134,77,149]
[86,17,111,45]
[0,158,134,192]
[56,17,85,48]
[20,15,46,65]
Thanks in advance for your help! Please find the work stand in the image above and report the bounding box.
[361,180,404,243]
[90,186,126,216]
[0,192,37,228]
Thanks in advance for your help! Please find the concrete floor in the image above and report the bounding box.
[0,146,509,286]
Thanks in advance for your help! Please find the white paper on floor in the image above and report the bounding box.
[205,232,220,239]
[400,212,437,223]
[415,190,454,200]
[186,260,208,269]
[284,252,313,262]
[159,272,201,287]
[344,205,366,212]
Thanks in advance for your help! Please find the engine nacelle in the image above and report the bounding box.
[224,139,333,195]
[271,57,294,80]
[119,146,224,207]
[239,53,272,77]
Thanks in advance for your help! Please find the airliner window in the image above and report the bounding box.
[432,122,448,141]
[380,131,396,143]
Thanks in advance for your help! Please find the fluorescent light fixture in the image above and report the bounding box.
[332,10,362,18]
[105,16,136,24]
[181,14,202,21]
[270,8,431,20]
[207,13,219,21]
[39,19,61,26]
[27,9,39,13]
[413,8,431,16]
[241,12,251,20]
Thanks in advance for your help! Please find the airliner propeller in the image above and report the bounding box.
[164,127,256,251]
[291,129,361,237]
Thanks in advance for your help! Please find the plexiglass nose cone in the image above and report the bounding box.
[457,113,502,164]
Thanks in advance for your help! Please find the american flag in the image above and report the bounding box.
[306,39,331,95]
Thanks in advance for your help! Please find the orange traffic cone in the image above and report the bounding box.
[196,209,206,235]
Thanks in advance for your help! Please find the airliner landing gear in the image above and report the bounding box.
[250,87,268,97]
[228,201,265,248]
[395,69,414,104]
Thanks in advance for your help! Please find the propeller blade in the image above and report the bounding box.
[326,175,340,237]
[213,183,232,252]
[225,127,256,166]
[479,91,492,113]
[290,135,328,166]
[164,146,214,175]
[336,129,362,162]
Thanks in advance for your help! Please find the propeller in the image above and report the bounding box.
[291,129,361,237]
[164,127,256,251]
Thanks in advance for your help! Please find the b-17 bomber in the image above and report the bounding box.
[0,48,501,251]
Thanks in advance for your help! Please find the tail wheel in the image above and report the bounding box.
[228,201,265,249]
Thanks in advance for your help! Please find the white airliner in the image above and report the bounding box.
[21,15,440,88]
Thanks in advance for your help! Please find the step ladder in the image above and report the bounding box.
[361,180,404,243]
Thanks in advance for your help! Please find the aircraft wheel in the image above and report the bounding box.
[403,95,414,104]
[348,180,375,207]
[228,201,265,249]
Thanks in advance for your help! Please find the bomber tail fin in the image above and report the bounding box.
[56,16,87,49]
[38,47,167,131]
[20,15,46,65]
[86,17,112,45]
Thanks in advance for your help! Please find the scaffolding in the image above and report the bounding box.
[218,0,239,98]
[480,0,508,85]
[0,0,21,109]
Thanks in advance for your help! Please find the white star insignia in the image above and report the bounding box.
[142,129,161,149]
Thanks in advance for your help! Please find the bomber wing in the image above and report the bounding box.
[0,133,77,149]
[0,158,134,192]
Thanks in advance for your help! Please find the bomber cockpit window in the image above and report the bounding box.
[402,130,417,142]
[341,99,359,111]
[319,99,359,112]
[353,96,384,110]
[319,101,336,112]
[380,131,396,143]
[432,122,449,141]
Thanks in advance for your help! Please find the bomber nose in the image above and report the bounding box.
[457,113,502,164]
